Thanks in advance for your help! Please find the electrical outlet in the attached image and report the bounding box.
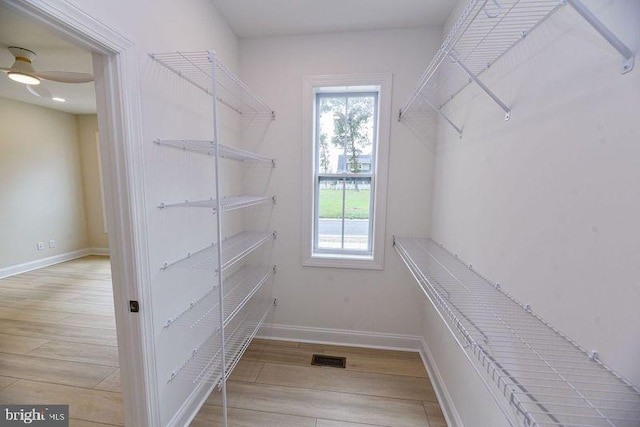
[37,242,45,251]
[49,240,56,249]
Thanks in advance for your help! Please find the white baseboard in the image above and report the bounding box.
[88,247,110,256]
[0,247,110,279]
[418,338,464,427]
[257,323,424,352]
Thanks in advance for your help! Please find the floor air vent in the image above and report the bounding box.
[311,354,346,368]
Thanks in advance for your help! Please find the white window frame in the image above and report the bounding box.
[302,73,392,270]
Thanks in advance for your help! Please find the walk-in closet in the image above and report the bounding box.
[0,0,638,426]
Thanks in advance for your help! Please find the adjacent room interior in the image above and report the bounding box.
[0,0,638,426]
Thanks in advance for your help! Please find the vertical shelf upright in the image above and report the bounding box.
[150,51,276,426]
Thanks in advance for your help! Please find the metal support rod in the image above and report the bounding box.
[209,51,228,427]
[566,0,635,74]
[425,98,463,136]
[449,50,511,121]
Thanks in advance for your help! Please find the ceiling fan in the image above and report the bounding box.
[1,46,93,100]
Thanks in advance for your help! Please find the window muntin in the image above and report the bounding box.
[313,91,379,256]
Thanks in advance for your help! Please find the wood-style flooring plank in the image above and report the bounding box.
[69,419,120,427]
[0,376,17,390]
[0,333,48,355]
[13,299,115,317]
[191,404,316,427]
[251,338,300,348]
[316,419,389,427]
[423,401,447,427]
[0,306,72,323]
[342,353,426,378]
[0,380,123,426]
[0,318,115,345]
[255,363,436,401]
[228,360,263,383]
[27,340,119,367]
[94,369,120,393]
[57,314,116,330]
[0,286,83,302]
[299,343,420,360]
[250,341,427,378]
[243,343,319,367]
[0,279,112,296]
[207,382,430,427]
[0,352,115,388]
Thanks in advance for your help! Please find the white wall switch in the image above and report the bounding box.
[49,240,56,248]
[37,242,45,251]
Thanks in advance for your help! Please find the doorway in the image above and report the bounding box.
[0,1,152,425]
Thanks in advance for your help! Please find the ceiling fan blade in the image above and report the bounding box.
[33,71,94,83]
[26,84,52,98]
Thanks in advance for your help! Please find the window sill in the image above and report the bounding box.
[303,253,383,270]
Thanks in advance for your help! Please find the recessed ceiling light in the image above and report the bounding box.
[8,72,41,85]
[52,97,66,103]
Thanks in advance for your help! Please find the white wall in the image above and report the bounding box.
[77,114,108,249]
[240,27,441,344]
[425,0,640,425]
[0,97,89,268]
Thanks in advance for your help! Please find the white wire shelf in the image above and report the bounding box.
[149,51,275,119]
[161,231,275,271]
[394,236,640,427]
[164,265,275,329]
[168,296,276,385]
[168,324,223,385]
[223,295,276,383]
[158,195,275,212]
[154,139,276,166]
[399,0,635,135]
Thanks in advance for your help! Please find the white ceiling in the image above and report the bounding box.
[0,3,96,114]
[210,0,455,38]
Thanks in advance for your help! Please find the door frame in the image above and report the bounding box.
[1,1,158,425]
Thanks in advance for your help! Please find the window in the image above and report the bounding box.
[302,74,392,269]
[315,91,377,253]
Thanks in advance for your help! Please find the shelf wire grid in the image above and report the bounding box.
[154,139,275,165]
[149,51,274,119]
[400,0,564,122]
[161,231,274,271]
[164,265,274,329]
[223,296,276,383]
[158,195,274,211]
[394,237,640,427]
[168,294,275,386]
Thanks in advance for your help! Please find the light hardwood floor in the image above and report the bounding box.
[0,257,446,426]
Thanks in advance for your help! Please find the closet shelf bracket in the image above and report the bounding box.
[566,0,635,74]
[450,50,511,121]
[430,97,463,136]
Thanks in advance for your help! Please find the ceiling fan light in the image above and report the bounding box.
[8,72,41,85]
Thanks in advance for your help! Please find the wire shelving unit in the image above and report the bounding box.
[168,294,276,387]
[394,236,640,427]
[150,51,275,120]
[151,50,276,427]
[164,265,275,329]
[398,0,635,135]
[158,195,275,211]
[154,139,276,166]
